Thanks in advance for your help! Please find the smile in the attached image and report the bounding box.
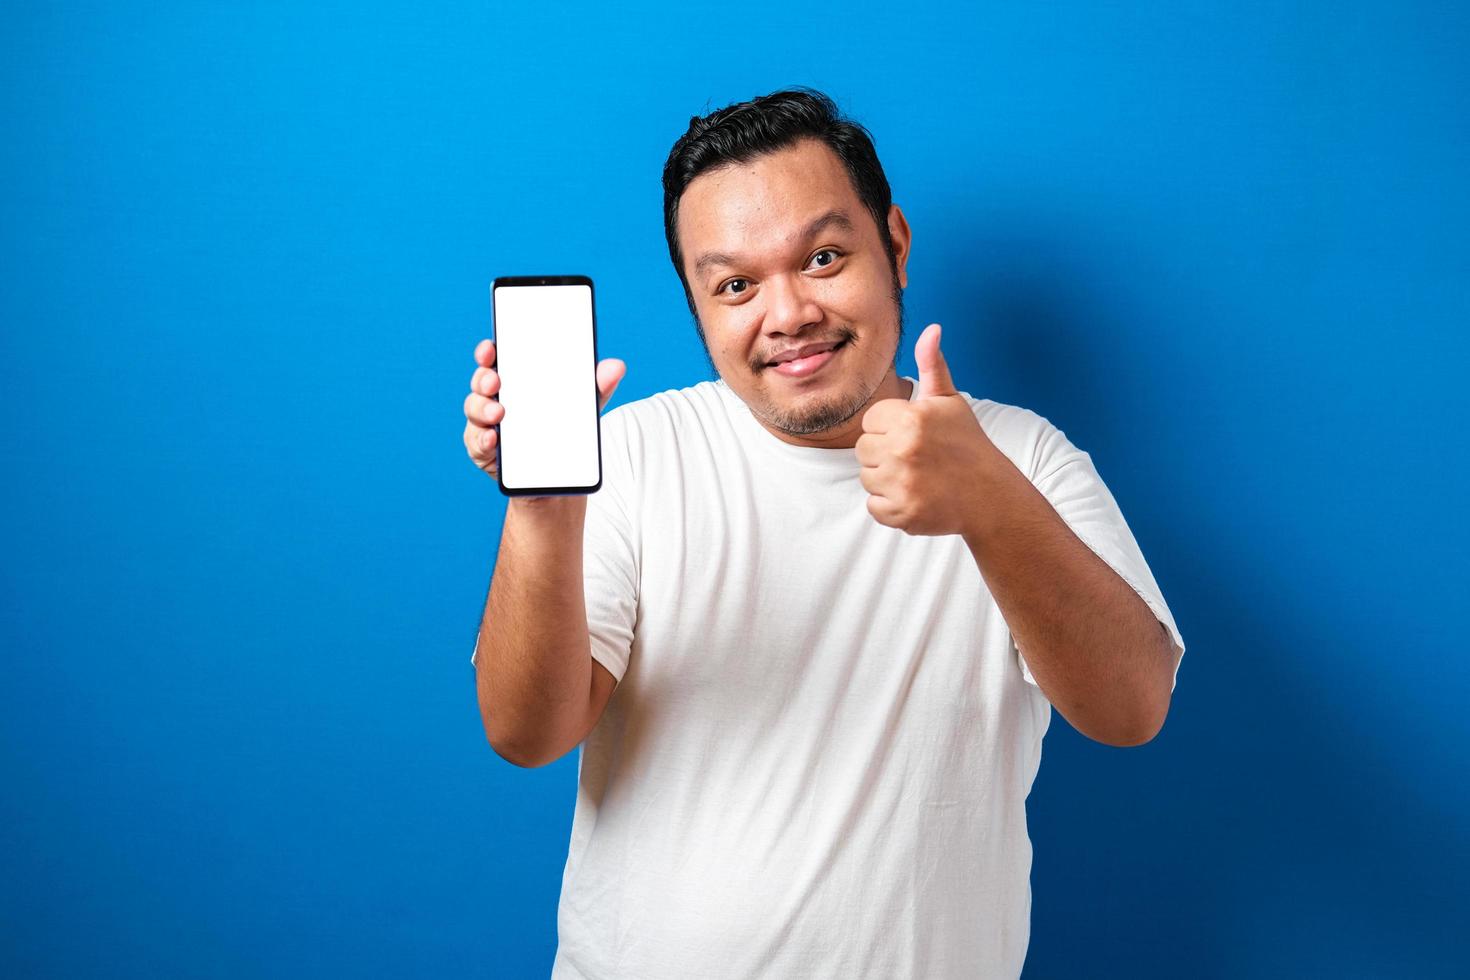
[769,340,846,378]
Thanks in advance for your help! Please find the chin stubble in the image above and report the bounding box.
[755,337,882,435]
[758,275,906,437]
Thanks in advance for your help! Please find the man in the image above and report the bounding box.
[463,88,1185,979]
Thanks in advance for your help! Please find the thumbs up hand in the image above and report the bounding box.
[857,323,1006,537]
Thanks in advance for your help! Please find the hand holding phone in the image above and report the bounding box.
[463,277,625,496]
[463,341,626,486]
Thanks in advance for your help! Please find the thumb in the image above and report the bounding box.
[915,323,956,398]
[596,358,626,412]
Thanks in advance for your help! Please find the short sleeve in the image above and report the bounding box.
[1014,416,1186,694]
[578,410,639,681]
[470,409,640,683]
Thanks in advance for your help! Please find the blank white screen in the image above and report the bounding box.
[492,283,600,491]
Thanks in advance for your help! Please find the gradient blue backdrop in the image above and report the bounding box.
[3,2,1467,977]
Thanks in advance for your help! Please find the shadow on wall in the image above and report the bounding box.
[926,224,1469,978]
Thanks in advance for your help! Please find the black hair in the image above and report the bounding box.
[661,87,898,323]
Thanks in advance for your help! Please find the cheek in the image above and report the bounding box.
[819,263,890,321]
[709,320,760,364]
[701,300,742,328]
[800,285,857,334]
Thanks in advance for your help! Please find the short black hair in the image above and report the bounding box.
[661,87,897,320]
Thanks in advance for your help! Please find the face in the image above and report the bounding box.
[676,138,913,448]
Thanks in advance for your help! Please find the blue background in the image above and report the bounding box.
[3,2,1467,977]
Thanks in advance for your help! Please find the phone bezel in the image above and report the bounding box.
[489,274,604,497]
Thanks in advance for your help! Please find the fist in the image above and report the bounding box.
[855,323,1001,536]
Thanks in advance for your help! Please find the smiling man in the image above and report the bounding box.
[465,88,1187,979]
[675,149,907,444]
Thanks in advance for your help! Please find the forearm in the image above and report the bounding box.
[476,496,593,765]
[961,464,1175,746]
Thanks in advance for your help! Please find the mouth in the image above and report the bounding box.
[766,339,847,379]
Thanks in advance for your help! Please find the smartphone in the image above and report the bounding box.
[489,275,602,496]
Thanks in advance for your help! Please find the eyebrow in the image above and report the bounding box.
[691,209,857,284]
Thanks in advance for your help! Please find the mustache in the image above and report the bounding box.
[754,327,856,369]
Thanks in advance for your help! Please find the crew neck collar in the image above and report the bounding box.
[715,375,920,476]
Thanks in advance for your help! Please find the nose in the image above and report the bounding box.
[760,273,824,338]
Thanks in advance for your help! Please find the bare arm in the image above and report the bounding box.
[475,496,601,767]
[463,338,626,767]
[853,334,1176,748]
[960,464,1178,747]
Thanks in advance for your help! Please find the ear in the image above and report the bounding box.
[886,204,913,290]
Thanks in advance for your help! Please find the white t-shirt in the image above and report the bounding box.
[474,376,1186,979]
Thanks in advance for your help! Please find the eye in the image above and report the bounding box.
[717,278,750,296]
[808,248,842,269]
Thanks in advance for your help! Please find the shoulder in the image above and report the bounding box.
[956,391,1071,484]
[601,378,729,438]
[597,378,734,477]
